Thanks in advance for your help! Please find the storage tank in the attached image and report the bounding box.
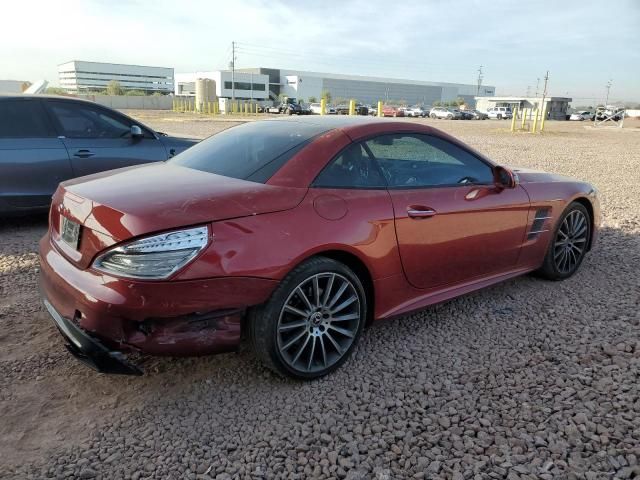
[195,78,216,111]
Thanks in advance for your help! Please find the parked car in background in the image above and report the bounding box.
[278,103,311,115]
[382,105,405,117]
[406,106,428,117]
[40,117,600,379]
[570,111,594,121]
[309,103,323,114]
[0,95,197,216]
[336,104,369,115]
[454,109,473,120]
[429,107,461,120]
[469,110,489,120]
[299,104,312,115]
[367,105,378,116]
[309,103,337,115]
[487,107,513,120]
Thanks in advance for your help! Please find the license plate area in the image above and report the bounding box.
[61,215,81,249]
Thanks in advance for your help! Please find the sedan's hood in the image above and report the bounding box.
[59,163,306,241]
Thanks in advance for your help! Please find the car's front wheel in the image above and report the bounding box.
[249,257,366,379]
[538,202,591,280]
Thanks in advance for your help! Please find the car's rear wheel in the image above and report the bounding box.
[538,202,591,280]
[430,113,436,119]
[249,257,366,379]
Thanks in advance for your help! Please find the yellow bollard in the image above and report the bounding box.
[540,105,547,132]
[377,100,383,118]
[532,108,539,133]
[521,108,527,129]
[349,99,356,116]
[320,98,326,115]
[511,106,518,132]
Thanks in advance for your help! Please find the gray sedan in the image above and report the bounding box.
[0,95,198,216]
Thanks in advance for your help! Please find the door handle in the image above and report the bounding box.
[73,150,95,158]
[407,206,437,218]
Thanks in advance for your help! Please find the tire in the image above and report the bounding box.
[537,202,591,281]
[430,114,436,119]
[497,114,503,120]
[249,257,367,379]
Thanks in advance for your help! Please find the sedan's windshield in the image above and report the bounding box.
[170,121,328,183]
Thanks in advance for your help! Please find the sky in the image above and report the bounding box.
[1,0,639,104]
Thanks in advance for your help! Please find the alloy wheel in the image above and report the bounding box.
[553,210,589,274]
[277,273,361,374]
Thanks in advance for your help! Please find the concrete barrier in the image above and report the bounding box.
[79,95,173,110]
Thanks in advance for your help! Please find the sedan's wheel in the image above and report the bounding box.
[538,202,591,280]
[249,257,366,379]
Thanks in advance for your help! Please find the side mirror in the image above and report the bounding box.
[494,166,518,189]
[130,125,143,138]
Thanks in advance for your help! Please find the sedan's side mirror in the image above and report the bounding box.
[494,166,518,189]
[131,125,144,138]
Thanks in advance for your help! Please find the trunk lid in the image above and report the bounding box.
[51,162,307,268]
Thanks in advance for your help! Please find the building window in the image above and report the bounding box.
[223,81,266,91]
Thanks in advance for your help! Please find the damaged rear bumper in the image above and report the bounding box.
[39,233,279,374]
[44,299,142,375]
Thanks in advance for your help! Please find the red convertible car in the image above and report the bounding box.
[40,117,600,379]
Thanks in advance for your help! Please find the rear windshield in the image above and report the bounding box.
[170,121,327,183]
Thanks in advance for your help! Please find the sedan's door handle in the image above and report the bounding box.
[73,149,95,158]
[407,206,437,218]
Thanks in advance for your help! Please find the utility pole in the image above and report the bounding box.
[540,70,549,122]
[605,79,612,106]
[231,41,236,102]
[526,85,531,97]
[476,65,483,96]
[535,77,540,97]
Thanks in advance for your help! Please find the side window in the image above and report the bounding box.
[0,100,54,138]
[364,134,493,188]
[313,142,387,188]
[48,102,132,139]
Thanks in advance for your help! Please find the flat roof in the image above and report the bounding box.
[58,60,173,70]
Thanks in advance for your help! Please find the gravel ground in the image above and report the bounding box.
[1,114,639,480]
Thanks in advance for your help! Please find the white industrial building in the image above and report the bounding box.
[58,61,174,94]
[475,96,572,120]
[174,71,269,100]
[175,67,494,106]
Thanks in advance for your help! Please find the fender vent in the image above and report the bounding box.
[528,208,552,239]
